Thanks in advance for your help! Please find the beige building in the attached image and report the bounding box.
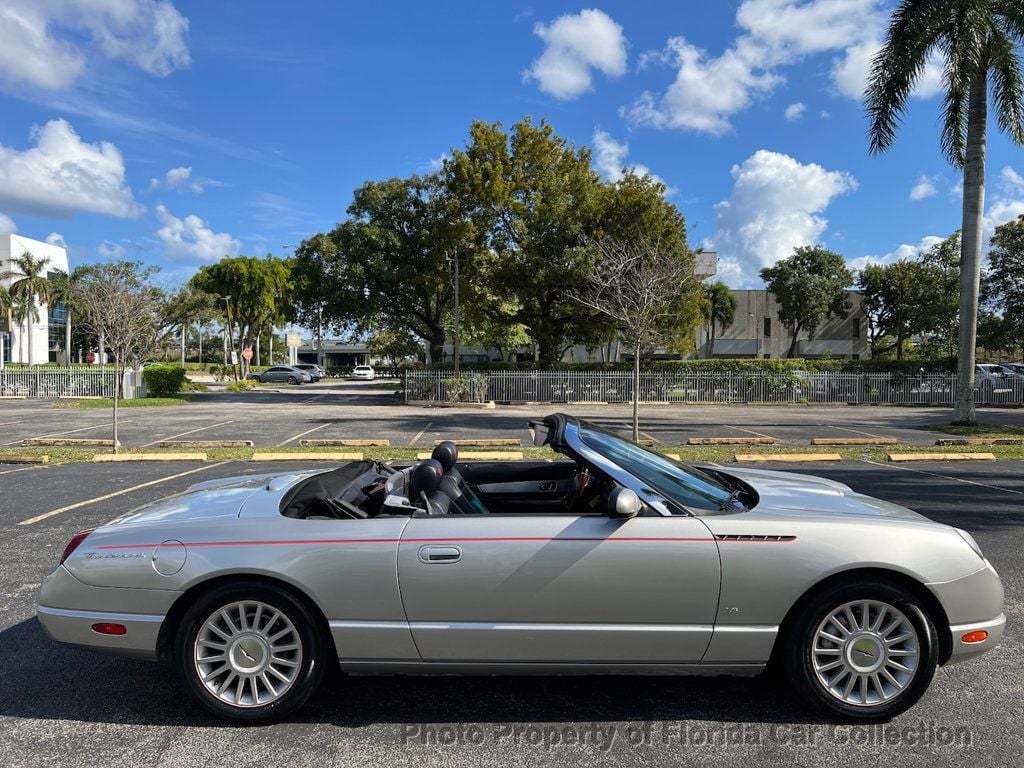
[696,289,869,360]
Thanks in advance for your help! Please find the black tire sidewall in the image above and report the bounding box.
[175,582,327,723]
[785,580,938,722]
[288,377,297,384]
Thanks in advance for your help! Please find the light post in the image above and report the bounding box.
[221,296,237,379]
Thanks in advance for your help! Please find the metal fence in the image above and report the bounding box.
[0,367,143,399]
[404,370,1024,406]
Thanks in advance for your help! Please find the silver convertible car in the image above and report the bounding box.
[37,414,1004,723]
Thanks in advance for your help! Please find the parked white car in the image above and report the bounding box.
[349,365,375,380]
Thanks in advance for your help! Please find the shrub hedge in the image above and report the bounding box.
[414,358,958,375]
[142,364,188,397]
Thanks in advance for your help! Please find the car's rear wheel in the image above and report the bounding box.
[287,376,298,385]
[783,579,938,721]
[175,582,327,723]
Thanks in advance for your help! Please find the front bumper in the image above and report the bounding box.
[927,559,1005,664]
[945,614,1006,664]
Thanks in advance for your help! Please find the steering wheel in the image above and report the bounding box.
[564,465,591,511]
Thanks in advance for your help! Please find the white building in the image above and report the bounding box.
[1,234,70,366]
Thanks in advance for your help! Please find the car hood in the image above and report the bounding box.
[717,466,932,522]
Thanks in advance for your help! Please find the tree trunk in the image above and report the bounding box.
[787,324,800,358]
[99,331,105,365]
[954,68,988,424]
[537,337,560,365]
[428,327,446,368]
[180,326,186,365]
[112,363,120,454]
[632,341,641,442]
[26,308,32,366]
[64,307,72,367]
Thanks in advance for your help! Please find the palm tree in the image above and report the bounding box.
[0,251,53,366]
[702,281,737,356]
[0,284,10,369]
[48,267,86,366]
[866,1,1024,424]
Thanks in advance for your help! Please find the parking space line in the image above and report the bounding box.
[3,421,116,446]
[861,460,1023,495]
[276,423,330,447]
[300,394,325,404]
[724,425,776,439]
[141,420,236,448]
[640,430,662,445]
[830,424,888,439]
[0,465,43,477]
[17,462,232,525]
[410,422,432,446]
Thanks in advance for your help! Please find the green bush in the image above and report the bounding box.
[225,379,258,392]
[143,365,188,397]
[421,358,958,375]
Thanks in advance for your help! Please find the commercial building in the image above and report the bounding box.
[0,234,70,366]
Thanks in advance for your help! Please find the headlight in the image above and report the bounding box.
[955,528,985,560]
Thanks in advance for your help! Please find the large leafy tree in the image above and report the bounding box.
[445,118,607,363]
[986,213,1024,347]
[866,0,1024,422]
[702,281,737,353]
[189,255,293,377]
[294,175,468,364]
[47,267,90,366]
[761,246,852,358]
[0,251,53,365]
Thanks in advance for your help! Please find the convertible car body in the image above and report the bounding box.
[37,414,1004,723]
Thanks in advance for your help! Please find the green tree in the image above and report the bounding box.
[702,281,737,353]
[47,267,91,366]
[445,118,606,362]
[761,246,853,358]
[162,286,219,364]
[189,256,293,377]
[0,251,53,365]
[866,0,1024,423]
[986,213,1024,347]
[0,284,10,368]
[366,327,421,364]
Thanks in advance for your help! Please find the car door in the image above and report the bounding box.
[459,461,576,514]
[397,511,721,664]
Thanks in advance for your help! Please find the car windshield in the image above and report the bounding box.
[575,420,735,512]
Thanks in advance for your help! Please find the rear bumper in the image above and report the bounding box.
[37,605,164,660]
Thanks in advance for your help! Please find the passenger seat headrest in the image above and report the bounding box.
[431,441,459,472]
[409,459,444,500]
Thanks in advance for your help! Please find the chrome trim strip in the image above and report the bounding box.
[37,605,164,623]
[328,620,409,630]
[410,621,714,633]
[713,625,780,633]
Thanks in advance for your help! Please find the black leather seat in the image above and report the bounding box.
[408,459,450,515]
[432,441,489,514]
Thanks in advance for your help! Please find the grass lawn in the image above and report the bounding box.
[927,422,1024,438]
[54,396,192,409]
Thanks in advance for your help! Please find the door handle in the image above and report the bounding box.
[418,545,462,564]
[539,481,556,491]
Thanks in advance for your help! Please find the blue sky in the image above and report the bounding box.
[1,0,1022,288]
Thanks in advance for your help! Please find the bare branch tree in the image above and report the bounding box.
[74,262,162,453]
[571,237,697,441]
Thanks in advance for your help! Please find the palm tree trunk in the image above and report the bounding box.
[26,305,33,366]
[954,68,988,425]
[64,307,72,367]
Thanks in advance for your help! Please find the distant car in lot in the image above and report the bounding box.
[349,364,375,380]
[249,366,312,385]
[37,414,1003,724]
[293,364,324,382]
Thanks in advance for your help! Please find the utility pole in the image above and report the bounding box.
[453,252,460,376]
[317,303,324,369]
[221,296,238,380]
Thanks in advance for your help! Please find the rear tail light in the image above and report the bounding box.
[91,623,127,636]
[59,529,94,565]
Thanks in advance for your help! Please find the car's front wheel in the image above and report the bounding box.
[783,579,938,721]
[175,582,327,723]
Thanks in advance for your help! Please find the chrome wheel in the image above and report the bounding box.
[194,600,303,708]
[812,599,920,707]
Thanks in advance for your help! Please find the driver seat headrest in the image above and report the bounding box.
[409,459,444,500]
[431,441,459,472]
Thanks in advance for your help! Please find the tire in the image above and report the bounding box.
[287,376,298,385]
[175,581,328,724]
[783,578,938,722]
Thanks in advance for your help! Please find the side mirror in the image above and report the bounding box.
[607,487,641,519]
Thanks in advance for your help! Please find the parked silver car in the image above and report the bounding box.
[37,414,1003,724]
[249,366,312,385]
[293,364,324,382]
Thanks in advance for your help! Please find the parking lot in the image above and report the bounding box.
[1,443,1022,766]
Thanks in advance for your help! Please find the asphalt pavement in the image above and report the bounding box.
[0,457,1021,767]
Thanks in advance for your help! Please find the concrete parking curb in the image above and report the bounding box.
[300,439,390,447]
[414,401,497,409]
[687,437,778,445]
[92,452,207,462]
[888,452,997,462]
[436,438,521,447]
[734,453,843,463]
[159,440,254,448]
[0,454,50,464]
[935,438,1024,446]
[252,452,364,461]
[811,437,898,446]
[416,451,524,460]
[25,437,120,447]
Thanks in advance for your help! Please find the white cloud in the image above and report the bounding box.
[0,119,142,218]
[0,213,16,234]
[628,0,943,135]
[710,150,857,286]
[149,165,219,194]
[0,0,189,92]
[45,232,67,249]
[847,235,944,272]
[591,129,675,193]
[97,240,126,259]
[165,166,191,187]
[984,198,1024,247]
[784,102,806,121]
[154,204,239,262]
[909,175,937,201]
[1001,166,1024,194]
[524,9,627,99]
